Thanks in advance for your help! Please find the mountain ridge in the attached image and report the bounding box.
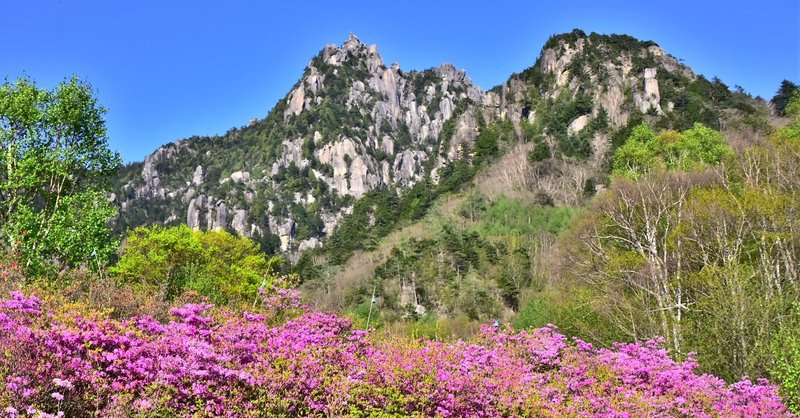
[113,29,766,258]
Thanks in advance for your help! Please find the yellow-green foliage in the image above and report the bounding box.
[612,123,731,178]
[558,99,800,395]
[469,196,578,238]
[766,92,800,413]
[111,225,280,306]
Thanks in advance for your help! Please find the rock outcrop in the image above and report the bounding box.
[633,68,663,114]
[267,34,486,213]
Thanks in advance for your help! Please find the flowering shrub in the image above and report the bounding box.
[0,291,791,417]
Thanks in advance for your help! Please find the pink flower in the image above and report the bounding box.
[0,292,790,417]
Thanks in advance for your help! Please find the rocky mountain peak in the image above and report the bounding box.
[115,30,760,257]
[513,30,705,134]
[116,33,493,255]
[276,35,487,201]
[342,32,364,51]
[316,33,385,73]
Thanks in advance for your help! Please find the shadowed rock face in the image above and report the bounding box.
[115,31,746,254]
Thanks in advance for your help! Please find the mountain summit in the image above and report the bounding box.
[114,30,763,255]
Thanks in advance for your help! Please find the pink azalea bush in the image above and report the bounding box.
[0,290,791,417]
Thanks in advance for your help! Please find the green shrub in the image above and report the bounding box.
[612,123,731,178]
[111,225,281,306]
[771,304,800,413]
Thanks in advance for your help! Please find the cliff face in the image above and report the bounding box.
[115,34,489,253]
[114,30,760,253]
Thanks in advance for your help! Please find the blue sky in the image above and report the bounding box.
[2,0,798,162]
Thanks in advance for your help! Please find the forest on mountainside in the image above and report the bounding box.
[1,31,799,416]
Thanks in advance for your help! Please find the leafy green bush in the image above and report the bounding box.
[513,288,629,345]
[771,304,800,413]
[111,225,281,306]
[612,123,731,177]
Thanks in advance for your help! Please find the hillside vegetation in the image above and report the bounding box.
[1,30,799,415]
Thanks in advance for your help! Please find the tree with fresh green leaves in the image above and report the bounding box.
[609,123,659,176]
[111,225,282,306]
[0,76,121,276]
